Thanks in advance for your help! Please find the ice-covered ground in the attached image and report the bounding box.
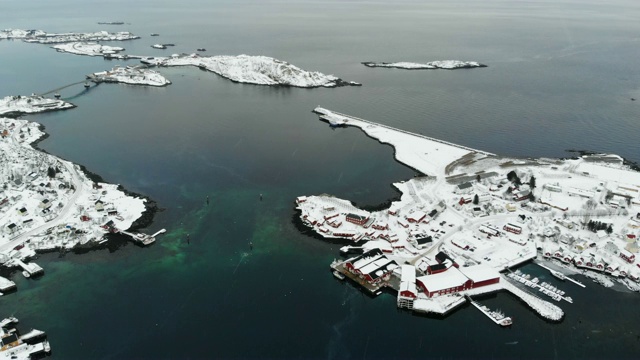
[0,95,75,117]
[362,60,487,70]
[141,54,361,88]
[88,66,171,86]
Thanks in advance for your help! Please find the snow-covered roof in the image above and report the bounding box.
[400,265,417,295]
[458,264,500,284]
[417,268,468,292]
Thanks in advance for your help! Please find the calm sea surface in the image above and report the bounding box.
[1,0,640,358]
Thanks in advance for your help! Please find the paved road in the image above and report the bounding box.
[0,124,86,254]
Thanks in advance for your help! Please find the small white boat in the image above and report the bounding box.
[333,271,345,280]
[551,270,566,281]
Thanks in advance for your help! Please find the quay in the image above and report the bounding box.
[465,295,512,327]
[535,262,586,288]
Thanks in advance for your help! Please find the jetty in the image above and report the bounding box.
[465,295,512,327]
[13,260,44,278]
[535,262,585,288]
[120,228,166,246]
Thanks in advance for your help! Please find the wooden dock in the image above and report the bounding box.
[330,260,384,296]
[465,295,512,327]
[120,228,166,246]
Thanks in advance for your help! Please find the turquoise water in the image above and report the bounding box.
[2,0,640,358]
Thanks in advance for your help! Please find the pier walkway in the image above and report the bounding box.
[14,259,43,278]
[465,295,512,326]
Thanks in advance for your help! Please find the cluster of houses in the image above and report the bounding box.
[0,118,139,259]
[344,248,501,309]
[297,194,448,253]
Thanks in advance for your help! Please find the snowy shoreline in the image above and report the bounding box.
[0,28,139,43]
[0,95,75,118]
[362,61,487,70]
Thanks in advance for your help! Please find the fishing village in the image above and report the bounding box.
[297,107,640,326]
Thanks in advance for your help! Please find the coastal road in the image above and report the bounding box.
[0,125,86,253]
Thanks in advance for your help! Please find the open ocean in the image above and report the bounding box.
[1,0,640,358]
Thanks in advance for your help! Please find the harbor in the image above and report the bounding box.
[506,270,573,303]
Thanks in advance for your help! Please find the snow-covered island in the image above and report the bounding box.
[0,95,75,118]
[362,60,487,70]
[297,107,640,325]
[0,112,159,280]
[87,66,171,87]
[52,42,125,57]
[141,54,361,88]
[0,29,139,43]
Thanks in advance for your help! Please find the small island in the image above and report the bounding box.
[141,54,361,88]
[362,60,487,70]
[297,107,640,325]
[52,42,125,57]
[87,66,171,87]
[0,95,75,117]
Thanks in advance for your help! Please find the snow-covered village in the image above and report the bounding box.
[0,96,161,304]
[297,107,640,325]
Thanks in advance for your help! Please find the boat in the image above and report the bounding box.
[84,82,90,88]
[150,33,159,36]
[490,310,513,327]
[197,48,206,52]
[550,270,566,281]
[53,93,60,98]
[333,270,345,280]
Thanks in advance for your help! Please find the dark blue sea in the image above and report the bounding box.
[1,0,639,358]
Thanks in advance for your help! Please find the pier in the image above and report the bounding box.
[502,275,564,321]
[535,262,586,288]
[14,259,44,278]
[465,295,512,327]
[330,260,385,296]
[506,270,573,303]
[120,228,166,246]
